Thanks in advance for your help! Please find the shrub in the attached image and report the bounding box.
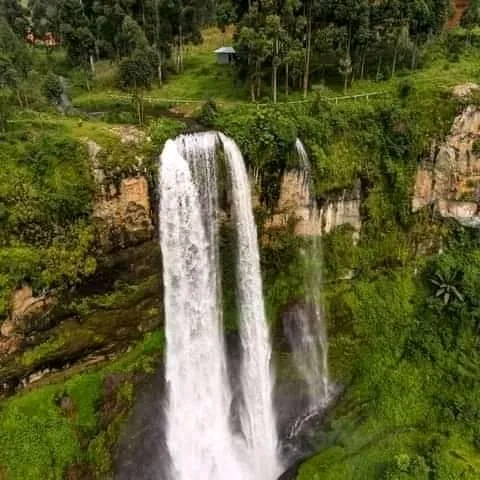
[41,73,63,104]
[398,79,415,99]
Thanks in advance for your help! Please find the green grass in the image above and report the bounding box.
[0,331,164,480]
[298,431,480,480]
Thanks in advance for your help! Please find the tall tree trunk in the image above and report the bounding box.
[90,55,95,76]
[158,51,163,85]
[16,89,23,108]
[273,39,278,104]
[303,0,312,98]
[376,56,382,81]
[411,41,417,70]
[360,49,366,80]
[179,25,184,73]
[256,61,261,99]
[154,0,163,83]
[285,62,289,97]
[141,0,146,29]
[392,46,397,77]
[95,41,100,61]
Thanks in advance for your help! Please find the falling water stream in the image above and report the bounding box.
[159,141,247,480]
[159,133,281,480]
[283,140,331,436]
[221,134,281,480]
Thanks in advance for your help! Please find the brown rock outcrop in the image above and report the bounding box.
[413,105,480,227]
[266,172,361,236]
[93,176,154,251]
[1,286,56,338]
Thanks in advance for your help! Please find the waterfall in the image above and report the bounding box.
[159,133,280,480]
[283,140,330,412]
[159,140,247,480]
[221,134,282,480]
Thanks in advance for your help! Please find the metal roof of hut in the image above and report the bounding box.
[214,46,236,54]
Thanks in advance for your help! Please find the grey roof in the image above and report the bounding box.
[214,46,236,54]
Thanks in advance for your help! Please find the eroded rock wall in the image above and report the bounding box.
[266,171,362,237]
[413,105,480,227]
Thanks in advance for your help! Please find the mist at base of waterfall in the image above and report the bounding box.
[114,331,339,480]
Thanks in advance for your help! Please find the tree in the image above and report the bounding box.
[461,0,480,28]
[338,52,352,93]
[303,0,313,98]
[118,15,148,57]
[266,14,284,103]
[0,0,29,36]
[216,0,236,43]
[28,0,61,43]
[118,47,156,124]
[171,0,204,73]
[58,0,96,87]
[41,72,63,105]
[0,18,32,107]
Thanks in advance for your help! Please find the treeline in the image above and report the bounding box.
[230,0,452,101]
[0,0,218,81]
[1,0,480,106]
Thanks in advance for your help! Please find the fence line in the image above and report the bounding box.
[103,90,389,108]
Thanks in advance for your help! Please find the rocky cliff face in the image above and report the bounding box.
[413,103,480,227]
[0,136,159,395]
[89,140,154,251]
[266,171,362,236]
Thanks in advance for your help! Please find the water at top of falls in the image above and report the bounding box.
[295,138,310,173]
[295,138,312,194]
[159,140,250,480]
[220,133,282,480]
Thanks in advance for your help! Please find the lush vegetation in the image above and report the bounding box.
[0,330,164,480]
[1,0,480,479]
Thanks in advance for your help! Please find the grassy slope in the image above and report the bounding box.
[72,27,480,115]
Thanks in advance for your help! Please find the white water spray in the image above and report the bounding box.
[221,133,282,480]
[159,133,280,480]
[159,140,248,480]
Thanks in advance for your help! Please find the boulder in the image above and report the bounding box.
[1,286,56,337]
[452,83,480,99]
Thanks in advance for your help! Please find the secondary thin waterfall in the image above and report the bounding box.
[159,132,280,480]
[284,140,330,412]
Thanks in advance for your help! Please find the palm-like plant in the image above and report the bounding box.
[430,271,464,305]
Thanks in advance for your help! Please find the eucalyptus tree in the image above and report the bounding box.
[0,17,32,116]
[58,0,96,87]
[0,0,29,36]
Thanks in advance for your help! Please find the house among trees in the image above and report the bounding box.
[214,46,235,64]
[26,30,59,47]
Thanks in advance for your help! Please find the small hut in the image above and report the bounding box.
[214,46,236,65]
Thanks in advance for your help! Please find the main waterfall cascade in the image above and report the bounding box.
[159,141,247,480]
[159,133,281,480]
